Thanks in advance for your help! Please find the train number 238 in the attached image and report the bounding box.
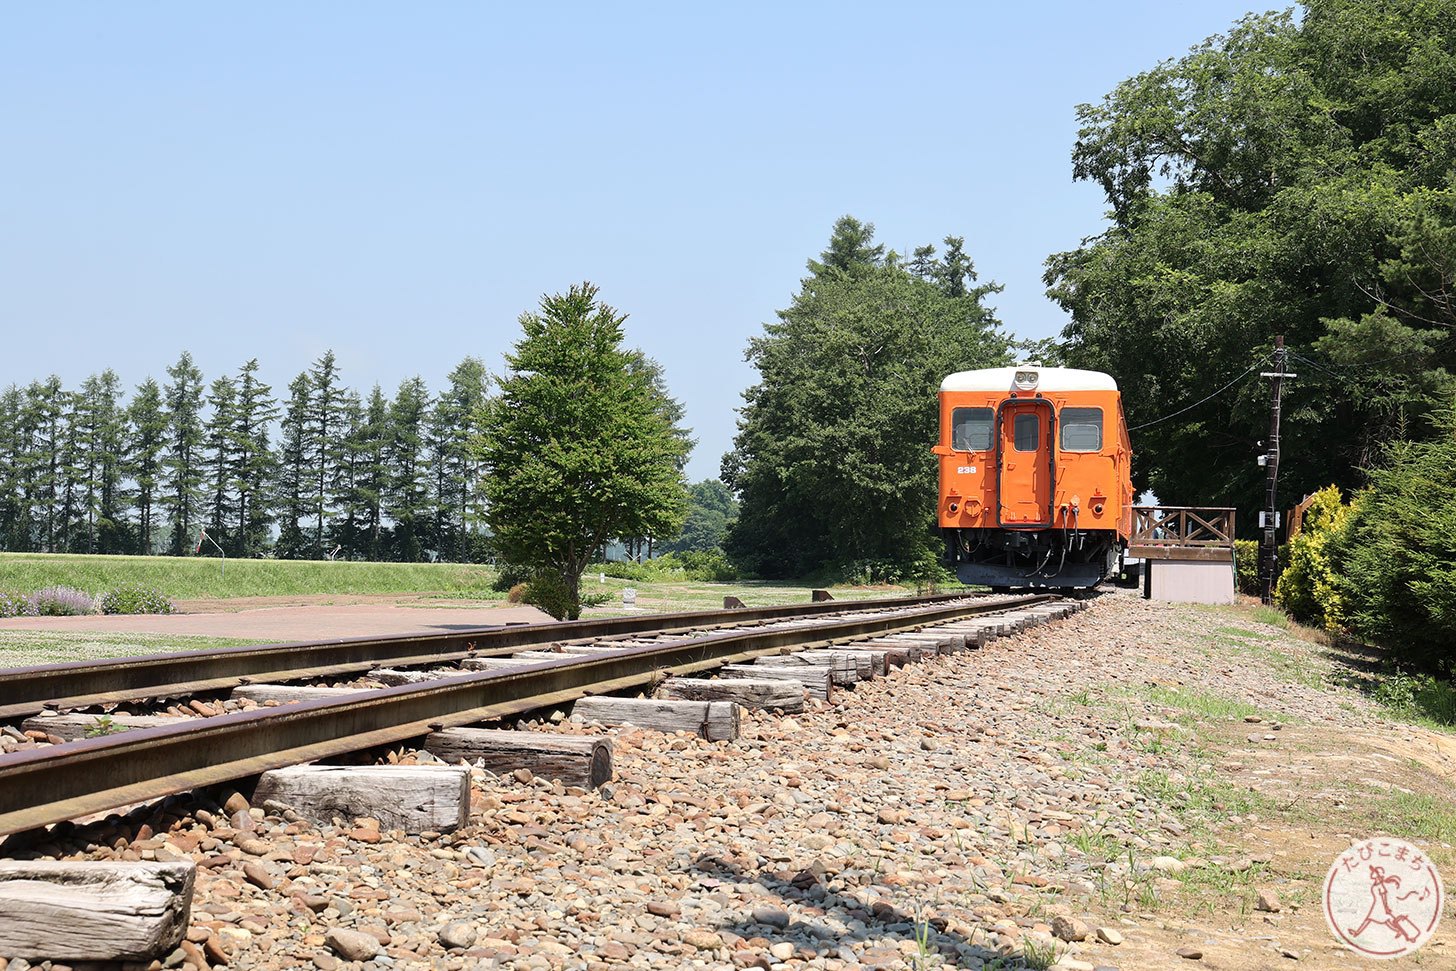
[956,466,977,474]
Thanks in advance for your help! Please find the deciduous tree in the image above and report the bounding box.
[723,218,1010,578]
[480,283,691,618]
[1046,1,1456,512]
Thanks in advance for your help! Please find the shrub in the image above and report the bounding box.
[1371,671,1456,726]
[99,586,176,615]
[491,562,533,593]
[675,549,740,582]
[506,582,529,604]
[0,591,33,618]
[28,585,98,616]
[1274,485,1348,630]
[520,569,579,621]
[1233,539,1259,595]
[1326,405,1456,669]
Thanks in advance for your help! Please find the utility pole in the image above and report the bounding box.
[1258,336,1296,604]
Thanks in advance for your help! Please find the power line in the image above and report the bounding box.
[1128,358,1267,432]
[1289,334,1455,373]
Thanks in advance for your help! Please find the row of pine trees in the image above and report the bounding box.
[0,351,490,561]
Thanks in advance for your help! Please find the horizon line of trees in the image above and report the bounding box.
[0,351,492,562]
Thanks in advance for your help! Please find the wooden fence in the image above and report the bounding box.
[1130,506,1236,562]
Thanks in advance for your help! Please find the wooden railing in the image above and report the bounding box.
[1131,506,1236,549]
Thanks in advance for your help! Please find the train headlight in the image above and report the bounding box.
[1013,369,1039,391]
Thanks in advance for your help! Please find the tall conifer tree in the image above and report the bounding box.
[161,352,206,555]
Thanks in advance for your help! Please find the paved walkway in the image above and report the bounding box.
[0,602,552,641]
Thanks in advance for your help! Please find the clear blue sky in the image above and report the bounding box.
[2,2,1271,480]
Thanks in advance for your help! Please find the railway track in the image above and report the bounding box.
[1,590,1000,721]
[0,593,1069,839]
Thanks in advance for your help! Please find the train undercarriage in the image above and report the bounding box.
[943,526,1120,590]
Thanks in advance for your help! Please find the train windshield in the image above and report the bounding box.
[1060,407,1103,451]
[1013,413,1040,451]
[951,407,993,451]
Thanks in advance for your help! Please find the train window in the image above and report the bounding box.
[951,407,992,451]
[1060,407,1103,451]
[1013,413,1040,452]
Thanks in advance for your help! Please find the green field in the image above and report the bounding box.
[0,631,265,667]
[0,552,501,600]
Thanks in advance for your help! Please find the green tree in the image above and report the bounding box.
[307,351,346,557]
[385,377,431,562]
[480,283,691,618]
[1327,401,1456,668]
[0,387,27,549]
[126,378,167,555]
[161,352,206,555]
[339,385,391,559]
[327,389,365,558]
[203,374,239,549]
[619,351,694,561]
[274,372,313,559]
[55,387,86,552]
[75,370,129,554]
[427,357,490,561]
[231,359,277,556]
[660,479,738,554]
[1046,1,1456,513]
[24,377,66,552]
[722,217,1010,578]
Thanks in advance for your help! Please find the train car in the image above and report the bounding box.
[933,364,1134,589]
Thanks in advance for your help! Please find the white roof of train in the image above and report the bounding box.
[940,365,1118,393]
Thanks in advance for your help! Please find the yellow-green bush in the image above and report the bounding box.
[1233,539,1259,595]
[1275,485,1348,631]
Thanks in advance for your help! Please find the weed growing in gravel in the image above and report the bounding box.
[909,908,938,970]
[84,714,124,737]
[1141,684,1263,722]
[1208,629,1326,690]
[1019,935,1060,970]
[1247,605,1290,629]
[1066,825,1120,860]
[1137,768,1288,833]
[1214,625,1273,640]
[1178,860,1271,917]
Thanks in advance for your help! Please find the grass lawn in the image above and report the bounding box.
[0,552,500,600]
[0,630,266,667]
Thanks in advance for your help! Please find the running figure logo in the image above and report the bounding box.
[1324,838,1443,959]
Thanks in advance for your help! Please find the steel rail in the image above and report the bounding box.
[0,594,1051,837]
[0,591,985,720]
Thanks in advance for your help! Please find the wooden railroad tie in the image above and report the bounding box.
[425,728,613,790]
[0,861,195,962]
[571,697,741,741]
[252,764,471,834]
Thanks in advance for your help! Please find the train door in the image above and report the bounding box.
[997,400,1053,527]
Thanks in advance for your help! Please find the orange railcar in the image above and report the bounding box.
[933,365,1134,589]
